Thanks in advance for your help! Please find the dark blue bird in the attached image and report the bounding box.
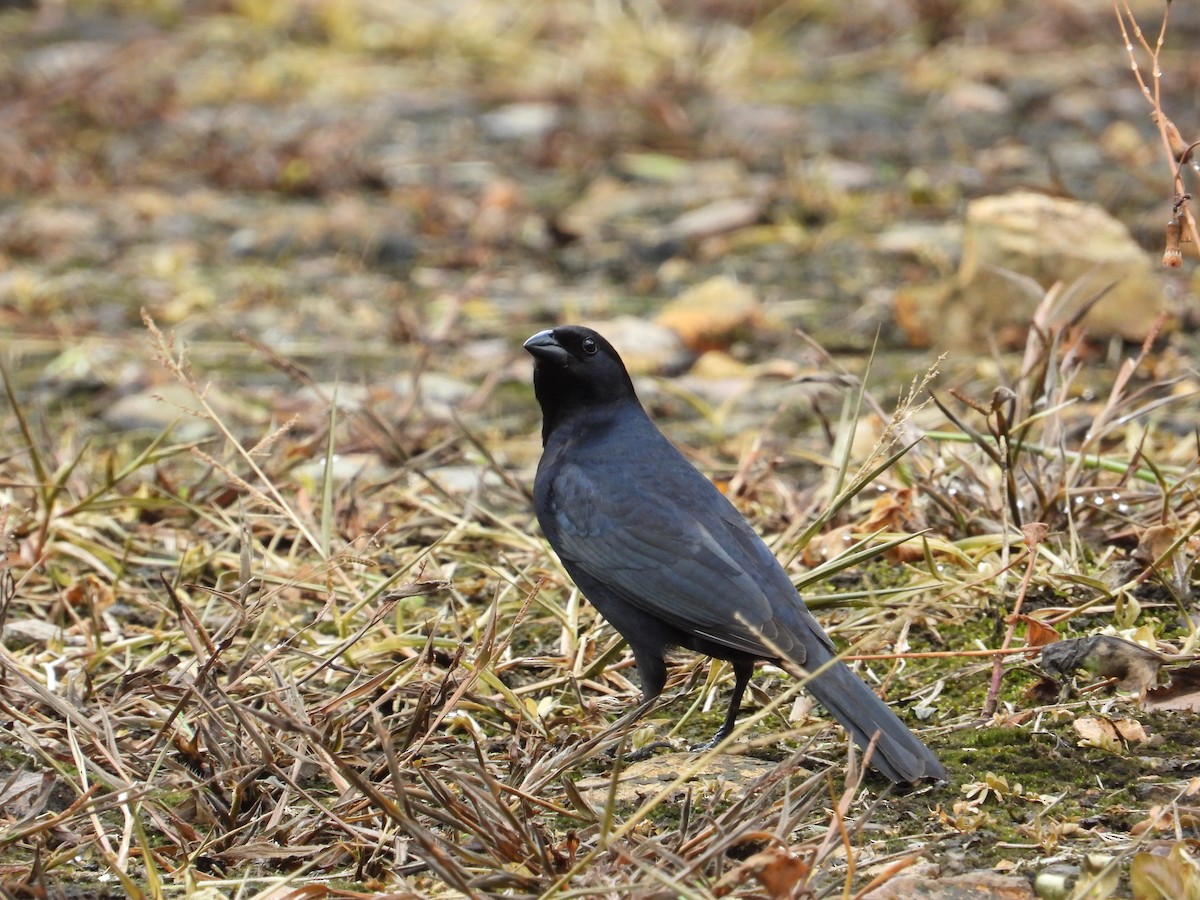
[526,325,944,783]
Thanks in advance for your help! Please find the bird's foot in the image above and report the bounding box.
[689,732,732,752]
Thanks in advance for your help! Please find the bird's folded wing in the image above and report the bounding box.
[549,463,816,662]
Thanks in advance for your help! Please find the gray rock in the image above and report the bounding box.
[102,384,214,438]
[479,102,561,141]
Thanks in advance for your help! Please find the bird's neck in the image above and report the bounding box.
[533,366,637,446]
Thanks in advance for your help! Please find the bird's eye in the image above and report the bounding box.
[582,337,597,355]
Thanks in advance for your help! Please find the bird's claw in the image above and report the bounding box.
[689,733,731,752]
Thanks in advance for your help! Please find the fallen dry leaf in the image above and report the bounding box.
[1016,614,1059,648]
[800,524,855,566]
[1072,715,1146,751]
[713,846,810,899]
[1073,716,1120,751]
[1112,718,1148,743]
[0,771,54,820]
[1130,841,1200,900]
[1134,522,1196,599]
[1132,805,1176,836]
[991,708,1037,727]
[934,800,996,832]
[1130,806,1200,837]
[1134,523,1181,566]
[1143,664,1200,712]
[863,487,922,533]
[961,771,1014,805]
[63,572,115,613]
[1020,521,1049,548]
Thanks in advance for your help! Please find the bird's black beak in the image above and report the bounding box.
[524,329,570,365]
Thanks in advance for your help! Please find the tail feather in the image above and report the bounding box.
[801,655,945,783]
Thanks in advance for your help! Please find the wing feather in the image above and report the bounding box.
[548,459,806,660]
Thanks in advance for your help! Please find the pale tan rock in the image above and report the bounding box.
[935,82,1012,118]
[655,275,763,352]
[588,315,691,375]
[689,349,749,379]
[929,191,1169,347]
[862,870,1034,899]
[575,751,785,807]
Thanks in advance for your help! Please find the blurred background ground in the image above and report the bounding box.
[2,0,1200,897]
[4,0,1197,433]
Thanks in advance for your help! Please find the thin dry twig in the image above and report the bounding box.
[1114,0,1200,259]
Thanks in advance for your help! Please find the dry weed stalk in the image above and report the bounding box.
[1114,0,1200,264]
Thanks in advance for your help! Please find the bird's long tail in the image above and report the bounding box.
[798,651,946,783]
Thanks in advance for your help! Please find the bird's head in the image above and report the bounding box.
[524,326,637,441]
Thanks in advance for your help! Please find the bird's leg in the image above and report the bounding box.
[691,659,754,751]
[603,656,671,761]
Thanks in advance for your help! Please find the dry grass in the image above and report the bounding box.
[3,291,1199,897]
[2,0,1200,896]
[0,319,935,898]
